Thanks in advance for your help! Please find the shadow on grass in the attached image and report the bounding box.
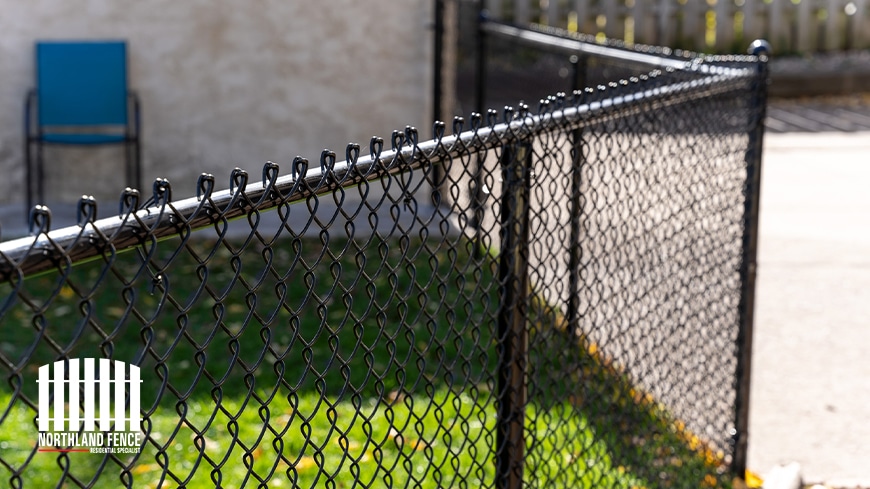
[0,233,731,488]
[526,295,733,489]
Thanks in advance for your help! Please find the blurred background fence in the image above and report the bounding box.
[0,23,766,489]
[482,0,869,53]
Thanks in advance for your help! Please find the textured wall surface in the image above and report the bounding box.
[0,1,433,207]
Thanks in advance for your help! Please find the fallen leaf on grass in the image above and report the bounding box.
[744,470,764,488]
[385,390,405,403]
[701,474,718,487]
[404,438,429,451]
[294,456,317,471]
[133,463,159,475]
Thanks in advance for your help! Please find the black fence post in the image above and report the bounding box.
[475,4,487,116]
[733,39,770,479]
[567,55,587,336]
[496,140,531,489]
[432,0,444,206]
[570,54,587,95]
[471,4,488,256]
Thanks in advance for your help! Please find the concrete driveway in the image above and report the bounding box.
[748,132,870,486]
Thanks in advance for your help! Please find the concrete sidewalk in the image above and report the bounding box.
[748,132,870,486]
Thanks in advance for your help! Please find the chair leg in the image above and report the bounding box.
[125,140,132,190]
[124,139,142,191]
[35,142,44,207]
[24,138,33,222]
[133,139,142,192]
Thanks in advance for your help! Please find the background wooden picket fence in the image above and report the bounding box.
[485,0,870,53]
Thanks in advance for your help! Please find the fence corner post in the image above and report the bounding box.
[732,38,770,480]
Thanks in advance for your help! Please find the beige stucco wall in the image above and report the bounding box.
[0,0,434,207]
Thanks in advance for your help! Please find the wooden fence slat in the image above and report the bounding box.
[852,0,869,48]
[546,0,561,26]
[516,0,531,25]
[716,0,734,52]
[604,0,623,40]
[573,0,590,33]
[633,0,655,45]
[495,0,863,52]
[684,0,705,49]
[489,0,505,20]
[768,0,784,51]
[796,0,815,52]
[826,0,841,50]
[742,0,761,46]
[658,0,675,47]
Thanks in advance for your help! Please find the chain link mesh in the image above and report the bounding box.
[0,23,764,489]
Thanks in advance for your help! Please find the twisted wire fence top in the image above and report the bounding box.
[0,23,765,489]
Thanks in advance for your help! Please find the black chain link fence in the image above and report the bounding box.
[0,21,767,489]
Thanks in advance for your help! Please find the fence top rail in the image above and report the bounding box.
[482,19,758,78]
[0,59,760,280]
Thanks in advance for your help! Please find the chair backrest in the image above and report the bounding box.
[36,41,129,127]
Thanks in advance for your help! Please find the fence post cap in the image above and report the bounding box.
[747,39,771,56]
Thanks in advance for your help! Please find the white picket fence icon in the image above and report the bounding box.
[37,358,141,432]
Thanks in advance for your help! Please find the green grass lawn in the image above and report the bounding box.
[0,388,639,488]
[0,231,728,488]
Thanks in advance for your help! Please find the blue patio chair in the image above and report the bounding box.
[24,41,141,215]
